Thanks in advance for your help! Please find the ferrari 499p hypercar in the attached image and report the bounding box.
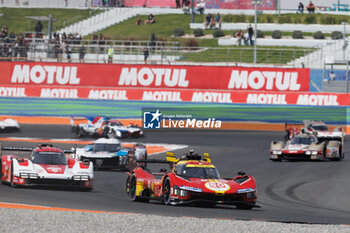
[126,150,258,209]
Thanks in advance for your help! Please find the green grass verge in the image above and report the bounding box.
[179,47,312,64]
[0,7,102,34]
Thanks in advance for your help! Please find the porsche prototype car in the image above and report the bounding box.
[301,120,344,141]
[270,133,344,161]
[0,118,20,132]
[0,144,94,190]
[75,138,146,170]
[71,117,143,138]
[126,150,258,209]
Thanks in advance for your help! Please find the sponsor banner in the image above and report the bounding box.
[0,61,310,92]
[0,85,350,106]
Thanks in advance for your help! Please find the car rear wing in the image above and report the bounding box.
[128,151,212,172]
[0,143,75,154]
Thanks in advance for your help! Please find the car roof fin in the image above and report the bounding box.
[166,152,179,163]
[203,153,211,163]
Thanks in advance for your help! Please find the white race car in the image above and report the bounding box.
[71,117,143,138]
[0,118,20,132]
[302,120,344,142]
[75,138,147,170]
[0,144,94,190]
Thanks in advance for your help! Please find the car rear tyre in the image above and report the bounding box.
[129,174,149,202]
[110,129,116,138]
[102,127,110,138]
[163,177,171,205]
[10,160,15,187]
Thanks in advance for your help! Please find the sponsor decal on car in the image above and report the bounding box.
[204,182,230,192]
[180,185,203,192]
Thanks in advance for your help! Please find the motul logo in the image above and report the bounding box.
[228,70,301,91]
[296,94,339,106]
[118,68,189,87]
[11,65,80,85]
[246,93,287,104]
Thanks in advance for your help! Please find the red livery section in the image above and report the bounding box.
[0,62,309,92]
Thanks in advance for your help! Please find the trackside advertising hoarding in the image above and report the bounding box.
[1,85,350,106]
[0,62,310,92]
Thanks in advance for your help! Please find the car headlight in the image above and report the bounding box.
[272,151,281,155]
[20,173,38,179]
[306,151,311,155]
[140,130,143,135]
[312,151,318,155]
[73,175,89,181]
[173,186,188,196]
[116,131,122,137]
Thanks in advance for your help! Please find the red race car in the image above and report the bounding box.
[126,150,258,209]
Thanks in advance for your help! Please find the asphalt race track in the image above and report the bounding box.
[1,124,349,224]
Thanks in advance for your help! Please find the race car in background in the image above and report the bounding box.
[75,138,147,170]
[0,144,94,190]
[0,118,20,132]
[301,120,344,141]
[270,133,344,161]
[71,116,143,138]
[126,150,258,210]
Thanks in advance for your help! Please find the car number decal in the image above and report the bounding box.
[205,182,230,192]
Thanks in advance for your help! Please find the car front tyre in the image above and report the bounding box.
[163,177,172,205]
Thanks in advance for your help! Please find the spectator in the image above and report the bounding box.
[175,0,180,8]
[143,47,149,64]
[243,30,249,46]
[235,29,243,46]
[107,45,114,63]
[75,33,81,44]
[145,14,155,25]
[248,24,253,46]
[9,31,16,43]
[203,13,213,30]
[65,44,72,62]
[136,17,142,26]
[79,45,85,63]
[150,33,156,51]
[329,70,336,82]
[307,1,315,13]
[0,24,8,38]
[181,0,186,7]
[65,0,68,7]
[92,32,98,52]
[62,32,67,43]
[297,2,304,14]
[215,13,222,29]
[99,34,105,52]
[35,21,43,38]
[57,44,63,62]
[196,0,205,15]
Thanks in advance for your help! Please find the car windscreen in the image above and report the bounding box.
[290,137,312,145]
[312,125,328,131]
[109,121,124,126]
[181,167,220,179]
[32,151,67,165]
[93,144,120,152]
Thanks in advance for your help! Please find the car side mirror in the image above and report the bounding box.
[237,171,246,176]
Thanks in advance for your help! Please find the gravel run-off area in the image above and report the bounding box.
[0,208,349,233]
